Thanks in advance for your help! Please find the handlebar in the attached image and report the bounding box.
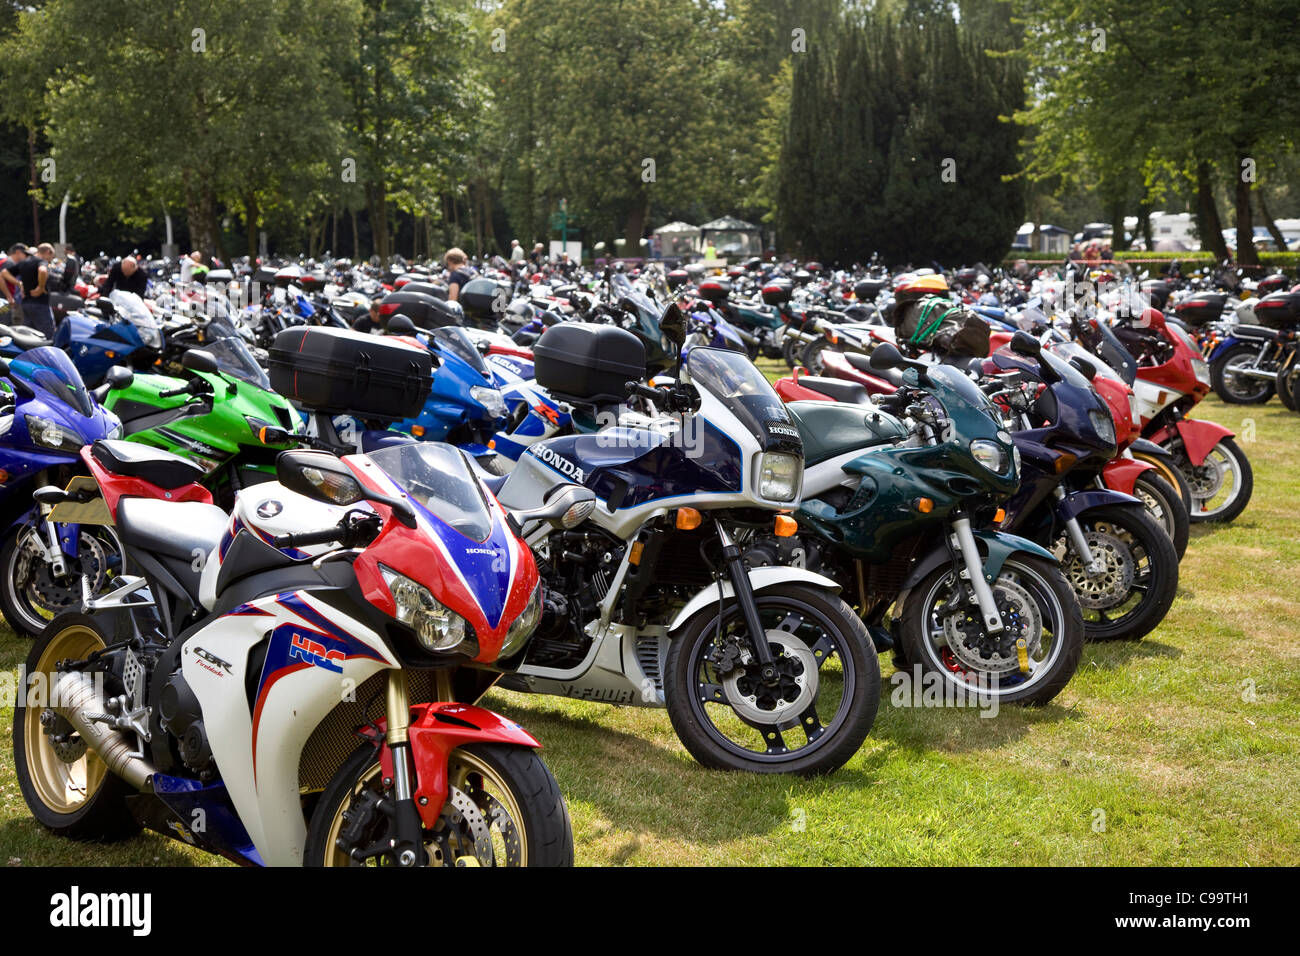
[273,526,345,549]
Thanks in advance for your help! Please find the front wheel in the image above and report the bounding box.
[304,742,572,866]
[798,338,832,375]
[0,522,125,638]
[1211,344,1274,404]
[900,554,1083,705]
[1055,504,1179,641]
[666,583,880,775]
[1169,436,1253,523]
[1132,471,1190,560]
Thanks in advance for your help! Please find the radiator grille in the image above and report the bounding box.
[635,635,664,693]
[297,670,437,793]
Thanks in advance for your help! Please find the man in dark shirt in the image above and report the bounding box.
[61,243,82,293]
[351,299,385,334]
[100,255,148,297]
[0,243,55,336]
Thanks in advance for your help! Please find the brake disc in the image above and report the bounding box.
[432,785,494,868]
[1183,456,1225,499]
[942,575,1042,674]
[1063,529,1135,610]
[723,631,818,725]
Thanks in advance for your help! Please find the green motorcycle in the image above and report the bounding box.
[756,344,1084,706]
[102,338,301,506]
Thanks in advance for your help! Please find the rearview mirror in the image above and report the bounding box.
[180,349,220,375]
[508,484,597,532]
[106,365,134,390]
[1068,355,1096,380]
[386,314,416,336]
[276,450,364,505]
[1009,330,1042,358]
[659,303,687,347]
[867,342,904,370]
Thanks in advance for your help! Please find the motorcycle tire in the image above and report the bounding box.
[1132,471,1190,560]
[13,613,141,840]
[1170,436,1253,524]
[798,339,832,375]
[1057,504,1179,642]
[1210,344,1274,404]
[304,741,572,867]
[665,582,879,776]
[900,554,1083,706]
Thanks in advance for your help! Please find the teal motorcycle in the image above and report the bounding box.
[759,343,1084,705]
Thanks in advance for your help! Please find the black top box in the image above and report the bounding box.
[1174,293,1226,326]
[268,326,434,419]
[534,322,646,405]
[1254,292,1300,329]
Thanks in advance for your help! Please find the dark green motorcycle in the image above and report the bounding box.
[756,344,1083,706]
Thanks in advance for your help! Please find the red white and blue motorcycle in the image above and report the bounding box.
[14,438,591,866]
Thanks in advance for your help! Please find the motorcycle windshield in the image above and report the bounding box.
[686,347,794,446]
[1053,341,1124,384]
[202,333,271,389]
[109,291,162,349]
[12,346,94,417]
[366,442,493,542]
[927,365,1001,425]
[430,326,490,377]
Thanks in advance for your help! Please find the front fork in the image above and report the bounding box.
[716,520,778,680]
[1052,486,1104,574]
[950,516,1004,634]
[384,670,427,867]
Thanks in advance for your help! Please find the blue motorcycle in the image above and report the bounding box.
[0,347,128,635]
[55,291,164,387]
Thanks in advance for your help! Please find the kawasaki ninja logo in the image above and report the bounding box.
[530,445,585,483]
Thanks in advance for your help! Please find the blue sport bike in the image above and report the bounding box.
[0,348,129,636]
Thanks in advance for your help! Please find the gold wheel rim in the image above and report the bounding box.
[322,749,529,867]
[23,624,110,814]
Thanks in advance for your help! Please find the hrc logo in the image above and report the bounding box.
[287,630,345,673]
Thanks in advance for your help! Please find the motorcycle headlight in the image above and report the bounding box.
[969,439,1009,474]
[755,451,801,502]
[1192,357,1210,385]
[502,582,542,658]
[137,325,162,350]
[25,415,84,452]
[380,565,472,653]
[1089,408,1116,445]
[470,385,508,419]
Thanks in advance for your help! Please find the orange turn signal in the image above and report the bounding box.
[914,497,934,513]
[411,425,425,438]
[676,507,702,530]
[774,515,797,537]
[994,507,1006,524]
[1053,452,1078,475]
[629,541,644,565]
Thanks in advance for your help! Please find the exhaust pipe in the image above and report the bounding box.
[1234,366,1278,381]
[53,671,154,791]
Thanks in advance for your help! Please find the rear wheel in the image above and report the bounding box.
[798,339,832,375]
[305,742,572,866]
[1054,504,1178,641]
[1170,436,1253,523]
[13,613,140,839]
[666,583,879,775]
[1211,344,1274,404]
[900,554,1083,706]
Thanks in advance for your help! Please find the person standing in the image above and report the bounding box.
[1,243,55,336]
[100,255,148,297]
[509,239,526,264]
[0,244,25,318]
[60,243,82,293]
[444,247,474,301]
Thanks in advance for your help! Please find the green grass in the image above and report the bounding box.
[1,394,1297,865]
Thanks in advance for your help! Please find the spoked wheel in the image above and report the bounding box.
[1132,471,1190,560]
[13,613,140,839]
[666,583,879,775]
[901,554,1083,706]
[798,339,832,375]
[0,522,126,637]
[305,742,572,867]
[1053,504,1178,641]
[1168,437,1253,523]
[1211,345,1274,404]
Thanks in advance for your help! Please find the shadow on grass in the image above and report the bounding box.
[1080,638,1182,670]
[0,817,202,867]
[490,699,881,845]
[871,684,1081,756]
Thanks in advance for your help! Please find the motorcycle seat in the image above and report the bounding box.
[795,376,872,406]
[116,498,228,565]
[91,439,207,490]
[784,400,905,466]
[0,323,54,351]
[845,351,904,386]
[1230,324,1278,340]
